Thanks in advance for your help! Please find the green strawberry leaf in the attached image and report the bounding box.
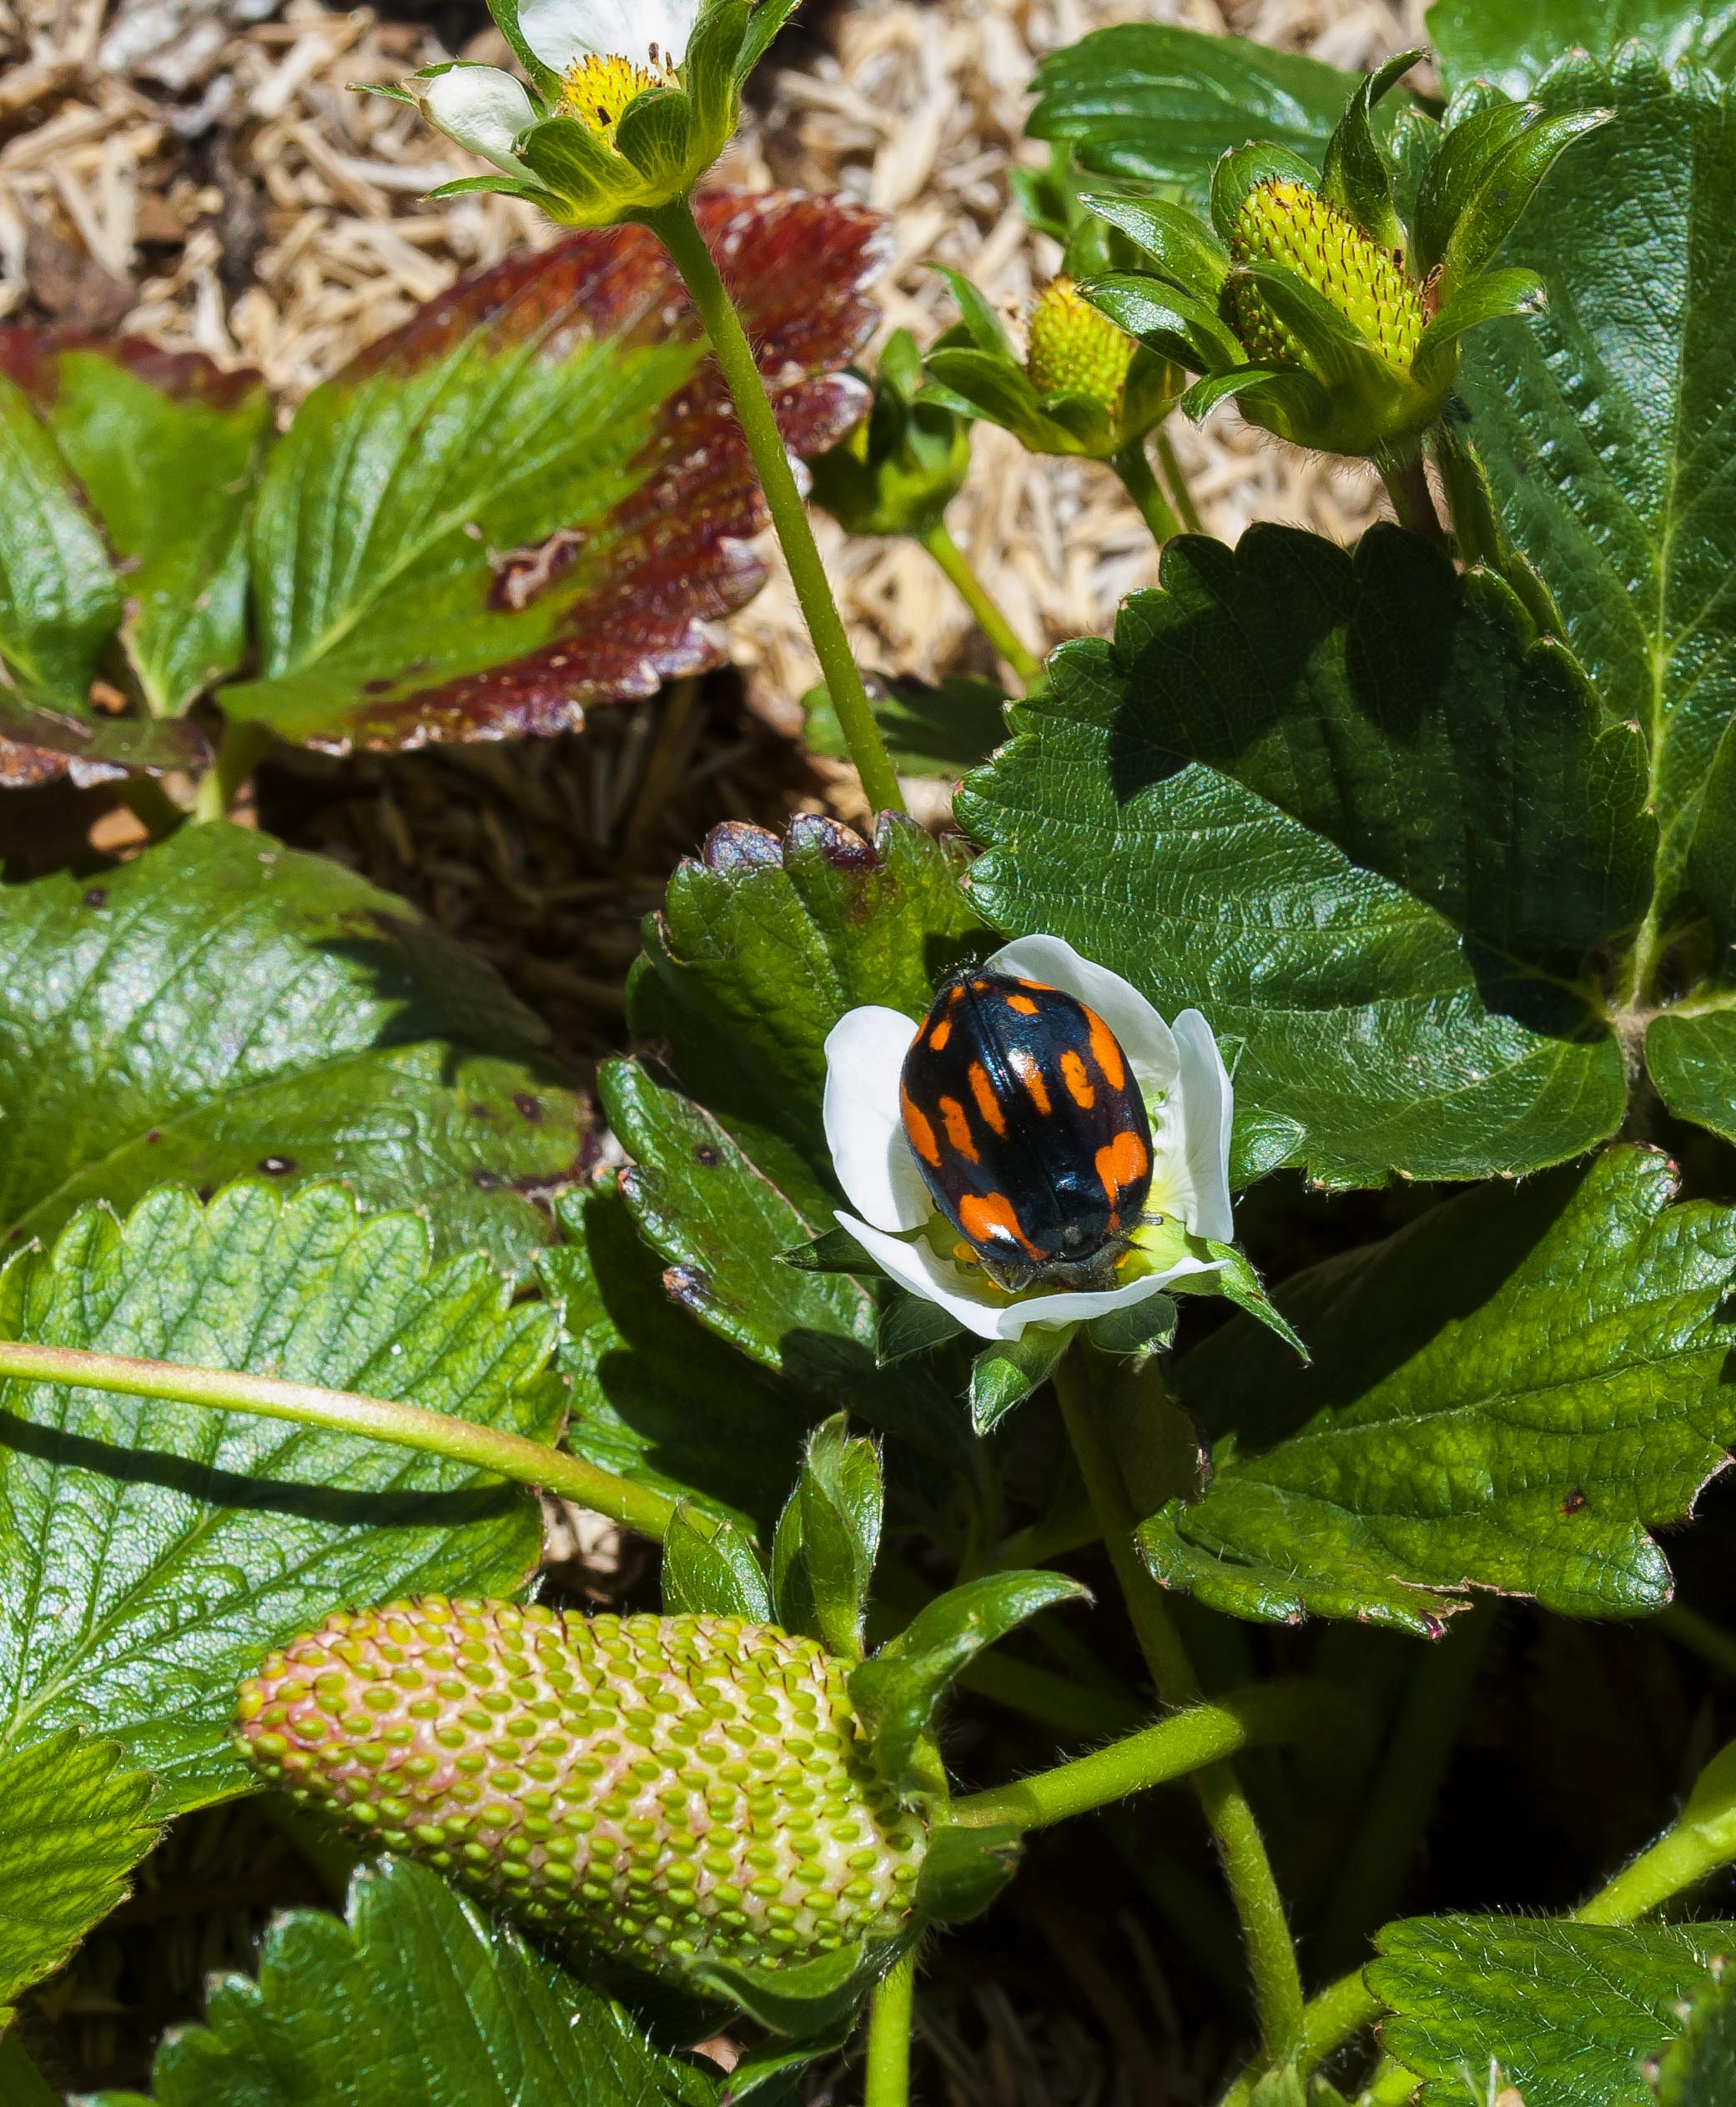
[1145,1149,1736,1633]
[1652,1961,1736,2104]
[0,822,588,1278]
[958,524,1645,1187]
[541,1184,816,1536]
[1427,0,1736,98]
[628,812,984,1222]
[1456,53,1736,946]
[219,192,878,752]
[659,1503,772,1622]
[0,1179,561,1811]
[0,1730,158,2005]
[600,1062,969,1466]
[803,673,1010,782]
[770,1414,883,1662]
[91,1854,716,2106]
[1027,25,1376,198]
[1370,1918,1736,2106]
[1,333,272,715]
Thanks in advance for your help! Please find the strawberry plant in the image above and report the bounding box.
[5,0,1736,2103]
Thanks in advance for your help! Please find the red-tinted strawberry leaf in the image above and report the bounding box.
[220,189,883,753]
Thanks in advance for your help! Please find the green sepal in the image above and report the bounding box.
[724,2022,857,2101]
[770,1414,883,1662]
[1411,265,1545,390]
[353,79,417,105]
[1080,194,1230,305]
[1085,1290,1179,1360]
[779,1224,877,1273]
[661,1500,773,1622]
[425,174,556,201]
[1235,259,1386,386]
[1437,103,1613,303]
[613,86,694,191]
[1210,143,1321,244]
[933,265,1018,360]
[919,349,1046,444]
[1180,363,1331,429]
[685,1939,896,2038]
[969,1327,1069,1436]
[1321,49,1422,251]
[851,1570,1089,1802]
[516,114,635,216]
[1084,275,1243,372]
[810,327,972,539]
[733,0,804,87]
[914,1820,1022,1922]
[1412,99,1546,276]
[878,1291,966,1365]
[1193,1243,1309,1360]
[687,0,749,148]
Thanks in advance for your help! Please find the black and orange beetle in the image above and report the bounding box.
[899,967,1155,1293]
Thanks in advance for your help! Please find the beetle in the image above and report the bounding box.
[898,966,1155,1293]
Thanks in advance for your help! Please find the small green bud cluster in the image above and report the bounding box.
[1027,276,1138,416]
[235,1597,926,1976]
[1229,179,1426,374]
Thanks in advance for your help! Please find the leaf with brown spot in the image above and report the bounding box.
[219,189,884,754]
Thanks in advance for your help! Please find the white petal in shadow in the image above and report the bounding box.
[987,933,1180,1098]
[839,1213,1225,1343]
[823,1007,928,1233]
[516,0,699,68]
[1172,1008,1235,1244]
[423,66,536,173]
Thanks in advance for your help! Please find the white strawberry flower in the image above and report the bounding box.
[823,935,1235,1343]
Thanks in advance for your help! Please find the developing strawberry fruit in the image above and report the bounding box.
[898,968,1155,1293]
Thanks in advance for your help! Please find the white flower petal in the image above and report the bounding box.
[823,1007,928,1234]
[989,1256,1223,1340]
[986,933,1180,1098]
[516,0,699,68]
[1171,1008,1235,1244]
[422,65,536,173]
[837,1213,1011,1338]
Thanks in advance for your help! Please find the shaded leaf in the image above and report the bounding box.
[1147,1149,1736,1633]
[0,330,272,714]
[1653,1961,1736,2104]
[803,672,1009,781]
[1427,0,1736,98]
[94,1853,715,2106]
[958,525,1643,1187]
[0,1179,561,1809]
[541,1184,815,1536]
[0,700,206,790]
[0,822,589,1277]
[1370,1917,1736,2106]
[1455,53,1736,932]
[0,1730,159,2005]
[771,1415,882,1661]
[221,191,880,752]
[1028,25,1374,198]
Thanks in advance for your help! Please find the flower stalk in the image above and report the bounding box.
[917,522,1044,691]
[645,195,905,817]
[863,1945,918,2107]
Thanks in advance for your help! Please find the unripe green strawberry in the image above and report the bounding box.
[1027,275,1138,416]
[234,1597,926,1979]
[1229,178,1426,373]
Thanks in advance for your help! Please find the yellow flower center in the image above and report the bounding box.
[1025,276,1137,416]
[1228,179,1426,373]
[558,51,668,141]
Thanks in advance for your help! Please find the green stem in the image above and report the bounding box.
[1052,1348,1304,2062]
[918,521,1044,691]
[1155,427,1205,536]
[1377,453,1446,547]
[195,718,273,822]
[953,1682,1339,1833]
[646,195,904,817]
[0,1339,676,1542]
[1316,1602,1496,1976]
[1658,1603,1736,1681]
[1218,1971,1376,2107]
[864,1944,918,2107]
[1112,440,1182,545]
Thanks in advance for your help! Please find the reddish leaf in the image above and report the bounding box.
[223,189,886,754]
[0,701,207,789]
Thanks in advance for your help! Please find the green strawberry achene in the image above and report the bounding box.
[235,1597,926,1978]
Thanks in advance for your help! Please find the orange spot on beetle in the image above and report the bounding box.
[1009,1046,1051,1115]
[901,1084,942,1168]
[968,1061,1008,1136]
[1006,993,1039,1016]
[928,1017,953,1051]
[938,1095,979,1163]
[1095,1129,1149,1222]
[960,1192,1039,1255]
[1060,1049,1095,1109]
[1086,1007,1127,1093]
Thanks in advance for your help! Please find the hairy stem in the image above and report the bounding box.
[1112,440,1182,545]
[1377,453,1446,546]
[194,718,273,823]
[864,1944,918,2107]
[1052,1349,1304,2061]
[918,521,1044,691]
[0,1339,676,1541]
[953,1682,1338,1833]
[1155,427,1205,536]
[646,195,904,817]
